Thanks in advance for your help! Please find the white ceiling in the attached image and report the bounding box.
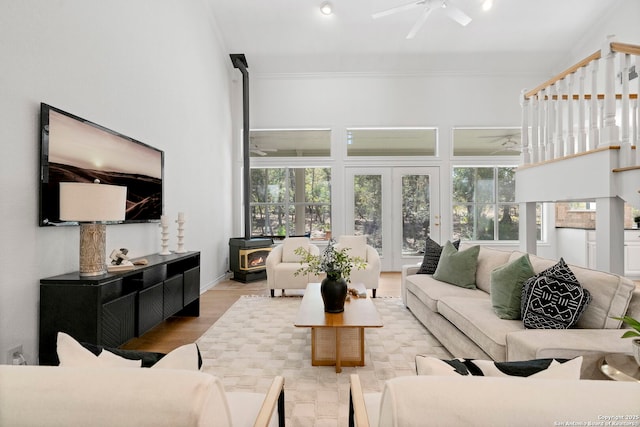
[208,0,622,74]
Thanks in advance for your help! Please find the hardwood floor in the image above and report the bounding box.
[120,272,401,354]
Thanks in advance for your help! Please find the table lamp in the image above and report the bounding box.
[59,180,127,276]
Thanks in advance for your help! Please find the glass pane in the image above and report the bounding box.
[402,174,430,256]
[250,168,287,203]
[497,167,516,202]
[452,203,495,240]
[304,168,331,203]
[452,167,494,203]
[250,205,287,237]
[497,204,519,240]
[249,129,331,157]
[353,175,382,255]
[347,128,436,156]
[306,204,332,240]
[453,128,521,156]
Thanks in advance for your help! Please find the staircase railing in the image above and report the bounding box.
[520,36,640,167]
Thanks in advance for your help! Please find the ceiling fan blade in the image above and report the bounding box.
[372,0,425,19]
[442,1,472,26]
[406,6,433,39]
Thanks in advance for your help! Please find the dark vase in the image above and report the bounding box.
[321,274,348,313]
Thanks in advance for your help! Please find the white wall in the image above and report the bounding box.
[0,0,234,364]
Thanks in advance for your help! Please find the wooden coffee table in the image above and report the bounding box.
[294,282,383,373]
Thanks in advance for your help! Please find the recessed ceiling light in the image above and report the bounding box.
[482,0,493,11]
[320,2,333,15]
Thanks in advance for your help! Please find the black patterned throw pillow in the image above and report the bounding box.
[417,237,460,275]
[521,258,591,329]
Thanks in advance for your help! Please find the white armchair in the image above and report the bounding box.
[265,237,320,297]
[335,235,381,297]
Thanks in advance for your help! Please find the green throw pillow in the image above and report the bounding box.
[433,241,480,289]
[490,254,535,320]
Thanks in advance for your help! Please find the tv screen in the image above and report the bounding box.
[39,103,164,226]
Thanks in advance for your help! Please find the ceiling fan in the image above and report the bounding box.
[486,135,522,155]
[372,0,472,39]
[250,144,277,156]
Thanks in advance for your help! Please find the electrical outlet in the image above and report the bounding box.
[6,345,24,365]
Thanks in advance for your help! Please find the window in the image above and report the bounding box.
[249,129,330,157]
[452,166,541,241]
[346,128,437,156]
[452,128,521,157]
[250,167,331,240]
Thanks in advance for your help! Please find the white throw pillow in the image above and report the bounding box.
[151,343,200,371]
[56,332,141,368]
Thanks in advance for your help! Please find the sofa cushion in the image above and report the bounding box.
[437,297,524,361]
[433,242,480,289]
[568,265,636,329]
[415,355,582,379]
[282,237,311,262]
[417,237,460,275]
[521,258,591,330]
[406,274,488,312]
[474,247,513,293]
[490,254,535,320]
[438,296,524,361]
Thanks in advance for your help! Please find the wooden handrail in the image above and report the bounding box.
[524,50,601,99]
[524,41,640,100]
[611,42,640,56]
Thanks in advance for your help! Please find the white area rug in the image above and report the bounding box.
[197,296,451,426]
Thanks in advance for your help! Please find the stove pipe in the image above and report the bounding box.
[230,54,251,240]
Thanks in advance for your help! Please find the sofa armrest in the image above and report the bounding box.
[400,262,421,306]
[349,374,370,427]
[254,375,285,427]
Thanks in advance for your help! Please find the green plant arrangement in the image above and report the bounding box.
[294,239,366,282]
[294,239,368,312]
[612,315,640,339]
[612,315,640,365]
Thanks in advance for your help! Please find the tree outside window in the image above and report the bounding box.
[250,167,331,240]
[452,166,534,241]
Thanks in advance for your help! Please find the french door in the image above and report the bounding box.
[346,167,440,271]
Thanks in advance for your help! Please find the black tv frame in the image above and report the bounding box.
[39,103,164,226]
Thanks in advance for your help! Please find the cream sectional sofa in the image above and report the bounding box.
[401,246,640,371]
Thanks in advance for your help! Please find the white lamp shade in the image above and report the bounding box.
[59,182,127,222]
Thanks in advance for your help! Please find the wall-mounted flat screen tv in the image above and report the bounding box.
[39,103,164,226]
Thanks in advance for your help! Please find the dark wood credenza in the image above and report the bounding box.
[39,251,200,365]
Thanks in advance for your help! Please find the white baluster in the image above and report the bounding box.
[547,86,556,160]
[633,98,639,165]
[566,73,575,156]
[599,35,619,147]
[539,92,546,162]
[620,52,632,167]
[555,80,565,158]
[589,60,600,150]
[520,89,530,164]
[577,67,587,153]
[531,94,539,163]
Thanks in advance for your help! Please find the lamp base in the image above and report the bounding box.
[79,223,107,276]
